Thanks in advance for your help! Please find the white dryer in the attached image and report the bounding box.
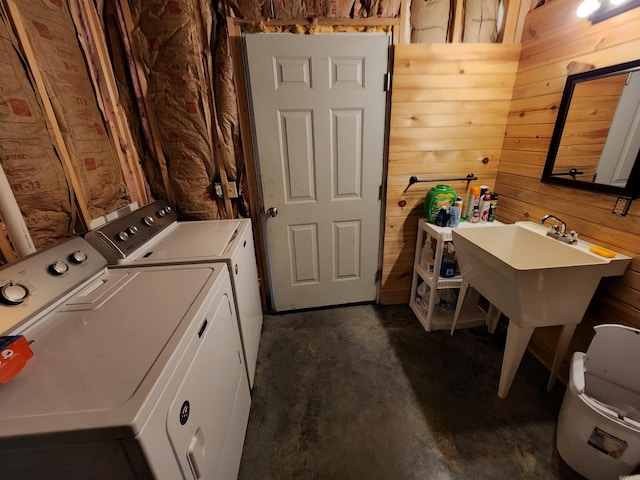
[85,200,263,387]
[0,237,250,479]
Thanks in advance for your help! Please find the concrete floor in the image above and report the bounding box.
[238,304,585,480]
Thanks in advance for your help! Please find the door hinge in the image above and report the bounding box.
[384,72,391,92]
[375,268,382,283]
[379,184,383,200]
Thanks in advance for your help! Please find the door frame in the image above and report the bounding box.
[227,20,396,311]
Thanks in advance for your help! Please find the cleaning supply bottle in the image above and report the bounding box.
[466,185,481,219]
[440,243,457,278]
[488,193,499,222]
[425,185,457,223]
[435,207,449,227]
[479,193,492,223]
[420,236,435,273]
[439,288,457,314]
[448,197,462,227]
[471,205,480,223]
[416,281,428,309]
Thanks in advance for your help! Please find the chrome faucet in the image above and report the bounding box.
[540,214,566,234]
[540,214,578,244]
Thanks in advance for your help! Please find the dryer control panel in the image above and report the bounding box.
[84,200,178,263]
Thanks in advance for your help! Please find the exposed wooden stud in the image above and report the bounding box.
[191,0,234,218]
[116,0,175,207]
[71,0,148,206]
[451,0,466,42]
[398,0,410,44]
[212,106,235,217]
[3,0,92,227]
[0,231,17,263]
[500,0,518,43]
[518,0,540,41]
[501,0,536,44]
[233,17,400,27]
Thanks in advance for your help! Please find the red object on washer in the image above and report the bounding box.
[0,336,33,383]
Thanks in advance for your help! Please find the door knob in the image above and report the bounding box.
[266,207,278,218]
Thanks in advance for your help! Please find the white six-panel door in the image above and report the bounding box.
[244,33,389,311]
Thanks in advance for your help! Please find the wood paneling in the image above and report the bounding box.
[380,43,520,304]
[381,0,640,382]
[495,0,640,373]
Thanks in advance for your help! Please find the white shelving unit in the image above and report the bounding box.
[409,218,503,332]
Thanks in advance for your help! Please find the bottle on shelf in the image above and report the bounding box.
[448,197,462,227]
[440,243,457,278]
[416,282,438,314]
[435,207,449,227]
[471,205,480,223]
[439,288,458,314]
[488,193,499,222]
[479,193,492,223]
[420,235,435,273]
[416,281,428,308]
[466,185,481,219]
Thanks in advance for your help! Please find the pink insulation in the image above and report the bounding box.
[130,0,223,219]
[0,15,72,248]
[17,0,130,219]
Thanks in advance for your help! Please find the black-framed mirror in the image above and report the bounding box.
[542,59,640,198]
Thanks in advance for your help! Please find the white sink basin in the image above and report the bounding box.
[453,221,629,327]
[451,221,631,397]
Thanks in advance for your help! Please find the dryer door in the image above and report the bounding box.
[166,292,250,479]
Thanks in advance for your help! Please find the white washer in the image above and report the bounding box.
[85,200,263,387]
[0,237,250,479]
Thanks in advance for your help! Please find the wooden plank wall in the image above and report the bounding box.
[380,43,521,304]
[497,0,640,371]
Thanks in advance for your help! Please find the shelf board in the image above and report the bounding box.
[414,262,462,289]
[436,276,462,288]
[410,295,487,332]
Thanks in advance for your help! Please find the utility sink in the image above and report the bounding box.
[452,221,631,398]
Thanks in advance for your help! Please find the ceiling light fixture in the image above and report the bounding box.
[577,0,640,23]
[576,0,601,17]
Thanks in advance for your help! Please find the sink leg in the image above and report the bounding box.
[546,323,578,392]
[450,280,469,336]
[498,324,535,398]
[487,304,501,335]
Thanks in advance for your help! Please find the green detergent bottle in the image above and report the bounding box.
[424,185,457,223]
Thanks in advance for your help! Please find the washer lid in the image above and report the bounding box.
[0,264,225,439]
[130,219,242,264]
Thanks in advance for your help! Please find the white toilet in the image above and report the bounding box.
[557,324,640,480]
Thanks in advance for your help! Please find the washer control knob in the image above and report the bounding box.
[157,209,166,217]
[70,250,88,264]
[117,231,129,242]
[49,261,69,276]
[143,216,155,227]
[1,282,29,305]
[165,206,172,213]
[127,226,139,236]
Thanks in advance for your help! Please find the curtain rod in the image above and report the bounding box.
[405,173,478,192]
